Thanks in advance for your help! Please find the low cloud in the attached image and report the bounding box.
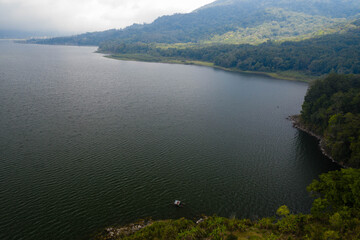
[0,0,215,34]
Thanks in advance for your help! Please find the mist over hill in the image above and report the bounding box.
[0,30,62,39]
[25,0,360,78]
[26,0,360,46]
[198,0,360,18]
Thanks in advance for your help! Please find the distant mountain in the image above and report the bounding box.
[27,0,360,46]
[0,30,60,39]
[198,0,360,18]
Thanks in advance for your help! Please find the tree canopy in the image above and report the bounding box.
[300,74,360,167]
[99,28,360,76]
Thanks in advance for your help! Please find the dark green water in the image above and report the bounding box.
[0,41,340,240]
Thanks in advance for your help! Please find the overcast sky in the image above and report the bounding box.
[0,0,215,34]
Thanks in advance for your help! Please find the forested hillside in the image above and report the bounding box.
[299,74,360,167]
[99,27,360,76]
[199,0,360,18]
[26,0,360,46]
[26,0,360,78]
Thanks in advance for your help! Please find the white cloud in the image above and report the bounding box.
[0,0,215,34]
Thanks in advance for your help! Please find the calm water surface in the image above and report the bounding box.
[0,41,340,240]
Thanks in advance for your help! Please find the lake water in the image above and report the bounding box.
[0,41,340,240]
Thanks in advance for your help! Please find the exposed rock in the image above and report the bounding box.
[103,220,152,239]
[287,115,339,164]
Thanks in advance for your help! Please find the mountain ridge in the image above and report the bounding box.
[26,0,360,46]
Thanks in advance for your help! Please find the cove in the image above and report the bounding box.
[0,41,340,240]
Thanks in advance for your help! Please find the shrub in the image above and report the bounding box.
[277,205,290,216]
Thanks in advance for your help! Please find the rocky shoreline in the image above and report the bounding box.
[287,115,340,165]
[98,219,153,239]
[94,217,209,239]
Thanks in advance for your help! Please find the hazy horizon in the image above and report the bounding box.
[0,0,215,36]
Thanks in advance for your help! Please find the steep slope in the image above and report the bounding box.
[98,24,360,78]
[198,0,360,18]
[204,8,347,44]
[27,0,360,46]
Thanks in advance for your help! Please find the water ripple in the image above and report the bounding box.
[0,41,341,240]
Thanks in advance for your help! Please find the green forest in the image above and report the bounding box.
[299,74,360,167]
[99,27,360,77]
[26,0,360,46]
[26,8,349,46]
[26,0,360,78]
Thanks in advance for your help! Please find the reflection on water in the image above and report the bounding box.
[295,130,340,179]
[0,41,340,240]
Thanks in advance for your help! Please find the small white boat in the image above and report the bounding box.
[174,200,184,207]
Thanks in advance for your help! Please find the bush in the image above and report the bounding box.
[276,215,300,234]
[277,205,290,216]
[257,217,275,229]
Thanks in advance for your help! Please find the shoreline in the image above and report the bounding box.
[91,216,294,240]
[287,115,345,167]
[101,52,318,82]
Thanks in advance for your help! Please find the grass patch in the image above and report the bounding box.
[105,53,317,82]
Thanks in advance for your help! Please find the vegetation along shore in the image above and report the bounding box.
[293,74,360,168]
[93,168,360,239]
[288,115,335,163]
[27,0,360,82]
[103,53,315,82]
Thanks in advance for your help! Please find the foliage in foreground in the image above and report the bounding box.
[94,168,360,240]
[300,74,360,167]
